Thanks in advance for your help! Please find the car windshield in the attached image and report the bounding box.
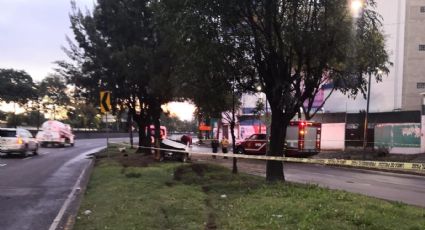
[0,130,16,137]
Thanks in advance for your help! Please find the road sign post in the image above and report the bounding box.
[100,91,112,156]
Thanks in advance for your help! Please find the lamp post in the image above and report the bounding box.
[232,75,237,174]
[265,95,269,153]
[256,85,264,134]
[256,85,269,153]
[363,72,372,151]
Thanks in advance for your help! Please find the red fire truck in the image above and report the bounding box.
[235,120,321,157]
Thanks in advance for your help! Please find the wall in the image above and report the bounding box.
[320,123,346,150]
[402,0,425,110]
[374,123,421,154]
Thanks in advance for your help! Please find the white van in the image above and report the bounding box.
[0,128,39,157]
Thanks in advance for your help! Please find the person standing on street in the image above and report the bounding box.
[221,137,229,159]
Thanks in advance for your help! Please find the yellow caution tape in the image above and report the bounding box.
[110,142,425,172]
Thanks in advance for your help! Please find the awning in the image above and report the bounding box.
[199,125,212,131]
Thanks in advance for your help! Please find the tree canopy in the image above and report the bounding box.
[166,0,391,181]
[58,0,390,182]
[58,0,241,150]
[0,68,38,105]
[38,74,70,107]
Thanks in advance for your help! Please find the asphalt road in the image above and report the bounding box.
[190,145,425,208]
[1,141,424,230]
[0,138,109,230]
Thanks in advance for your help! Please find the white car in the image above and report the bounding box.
[0,128,39,157]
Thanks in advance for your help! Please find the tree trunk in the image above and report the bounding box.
[127,111,134,149]
[153,106,161,161]
[266,107,286,182]
[230,120,237,174]
[136,116,149,154]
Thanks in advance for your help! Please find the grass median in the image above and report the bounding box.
[74,146,425,230]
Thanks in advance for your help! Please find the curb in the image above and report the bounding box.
[49,147,106,230]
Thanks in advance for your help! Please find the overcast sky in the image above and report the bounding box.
[0,0,94,82]
[0,0,196,120]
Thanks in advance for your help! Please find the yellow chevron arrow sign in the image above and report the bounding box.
[100,91,111,113]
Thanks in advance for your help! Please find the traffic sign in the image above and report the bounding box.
[100,91,111,113]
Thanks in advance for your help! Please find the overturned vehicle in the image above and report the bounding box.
[159,139,190,162]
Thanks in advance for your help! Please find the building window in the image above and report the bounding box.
[420,45,425,51]
[421,6,425,13]
[417,82,425,89]
[346,124,359,129]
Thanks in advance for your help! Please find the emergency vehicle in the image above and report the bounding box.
[235,120,321,157]
[148,125,167,143]
[36,120,75,147]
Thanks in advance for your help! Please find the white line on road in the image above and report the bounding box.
[22,157,33,161]
[0,163,6,167]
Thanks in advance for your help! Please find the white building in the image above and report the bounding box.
[325,0,425,113]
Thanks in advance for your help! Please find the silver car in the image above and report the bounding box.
[0,128,39,157]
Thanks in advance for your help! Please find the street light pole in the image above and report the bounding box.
[232,75,238,174]
[265,96,269,153]
[363,72,372,152]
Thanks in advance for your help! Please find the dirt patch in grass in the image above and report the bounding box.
[116,153,157,167]
[173,163,208,181]
[204,194,218,230]
[172,164,219,229]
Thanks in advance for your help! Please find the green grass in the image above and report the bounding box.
[74,147,425,230]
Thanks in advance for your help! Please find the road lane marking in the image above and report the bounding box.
[22,157,33,161]
[0,163,6,167]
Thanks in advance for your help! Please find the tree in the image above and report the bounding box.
[57,0,179,152]
[24,110,47,127]
[0,68,38,105]
[38,74,70,106]
[0,110,7,121]
[160,112,197,133]
[38,74,71,120]
[169,0,390,181]
[66,102,100,129]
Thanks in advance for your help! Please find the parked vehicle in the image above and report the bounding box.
[0,128,39,157]
[148,125,167,144]
[36,120,75,147]
[235,120,321,157]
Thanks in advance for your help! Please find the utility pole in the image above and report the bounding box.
[265,96,269,153]
[363,72,372,154]
[232,75,238,174]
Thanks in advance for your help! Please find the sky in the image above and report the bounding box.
[0,0,96,82]
[0,0,195,120]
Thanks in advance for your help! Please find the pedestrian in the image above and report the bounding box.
[211,139,219,157]
[221,137,229,159]
[181,134,192,146]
